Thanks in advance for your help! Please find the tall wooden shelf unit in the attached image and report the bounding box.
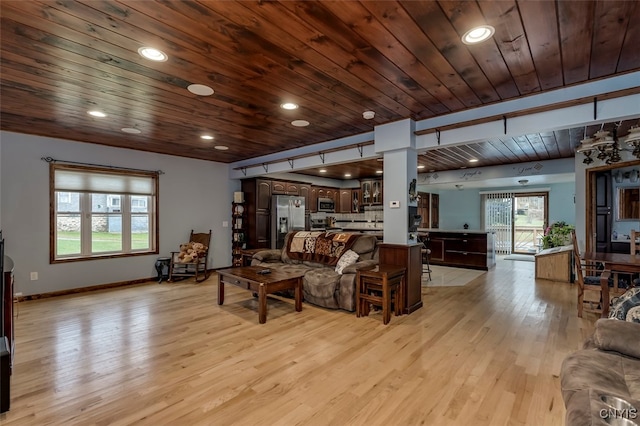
[232,202,247,267]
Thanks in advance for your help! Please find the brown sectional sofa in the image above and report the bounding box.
[560,319,640,426]
[251,231,378,311]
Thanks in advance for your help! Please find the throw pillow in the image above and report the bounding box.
[608,287,640,322]
[335,249,359,274]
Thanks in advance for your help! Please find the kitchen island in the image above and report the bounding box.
[419,229,496,270]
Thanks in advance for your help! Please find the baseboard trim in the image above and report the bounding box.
[19,277,156,301]
[18,268,224,301]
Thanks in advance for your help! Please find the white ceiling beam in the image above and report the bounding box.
[229,143,377,180]
[416,93,640,150]
[230,131,373,170]
[414,71,640,132]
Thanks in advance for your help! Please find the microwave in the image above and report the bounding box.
[317,197,335,212]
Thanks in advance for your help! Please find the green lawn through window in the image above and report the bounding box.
[57,231,149,255]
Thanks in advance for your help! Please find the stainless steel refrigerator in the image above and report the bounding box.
[271,195,305,249]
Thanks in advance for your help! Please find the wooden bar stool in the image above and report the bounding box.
[356,265,406,325]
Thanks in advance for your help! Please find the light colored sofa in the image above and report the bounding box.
[251,231,378,311]
[560,319,640,426]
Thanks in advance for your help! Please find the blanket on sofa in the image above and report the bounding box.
[286,231,360,266]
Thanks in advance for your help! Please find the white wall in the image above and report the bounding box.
[435,182,576,231]
[1,131,237,296]
[548,182,577,225]
[437,189,482,230]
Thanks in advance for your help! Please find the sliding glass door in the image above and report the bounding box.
[484,193,513,254]
[513,193,547,254]
[483,192,548,255]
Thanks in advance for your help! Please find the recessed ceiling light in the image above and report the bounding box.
[188,84,214,96]
[469,158,479,163]
[88,110,107,118]
[417,165,426,169]
[200,135,214,140]
[462,25,495,45]
[291,120,310,127]
[319,169,327,173]
[137,47,168,62]
[214,145,229,150]
[281,103,298,110]
[376,170,383,174]
[121,127,141,134]
[344,173,351,178]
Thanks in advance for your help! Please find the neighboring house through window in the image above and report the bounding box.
[51,163,159,262]
[57,192,71,204]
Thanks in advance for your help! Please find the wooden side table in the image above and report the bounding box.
[356,265,406,325]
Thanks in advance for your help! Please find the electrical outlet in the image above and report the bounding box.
[30,272,38,280]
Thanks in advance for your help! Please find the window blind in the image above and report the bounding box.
[483,192,514,255]
[53,165,157,195]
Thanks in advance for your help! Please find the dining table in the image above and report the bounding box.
[582,252,640,317]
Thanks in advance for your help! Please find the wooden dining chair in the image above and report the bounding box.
[571,231,606,317]
[631,230,639,255]
[629,230,640,288]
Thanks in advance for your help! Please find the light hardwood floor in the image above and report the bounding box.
[2,259,597,425]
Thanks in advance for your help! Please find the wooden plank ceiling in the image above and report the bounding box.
[1,1,639,179]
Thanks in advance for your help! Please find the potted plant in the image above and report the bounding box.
[542,221,575,249]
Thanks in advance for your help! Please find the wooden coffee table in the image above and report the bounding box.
[217,266,304,324]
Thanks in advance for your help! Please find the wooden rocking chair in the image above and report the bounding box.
[169,230,212,283]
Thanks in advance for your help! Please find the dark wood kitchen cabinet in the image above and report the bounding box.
[317,187,327,200]
[351,189,361,212]
[271,181,300,195]
[417,192,439,229]
[299,184,310,208]
[309,186,318,212]
[255,179,271,211]
[361,179,383,205]
[428,231,495,270]
[339,189,352,213]
[241,178,272,249]
[430,194,439,228]
[322,187,340,211]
